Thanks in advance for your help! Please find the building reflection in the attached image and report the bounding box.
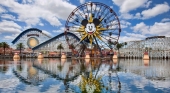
[11,58,170,92]
[13,60,49,85]
[119,59,170,80]
[0,60,9,73]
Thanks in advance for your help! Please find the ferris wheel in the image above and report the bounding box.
[65,2,121,57]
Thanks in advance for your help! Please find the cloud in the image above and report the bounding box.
[53,27,64,33]
[4,34,19,40]
[112,0,148,13]
[120,13,134,19]
[38,23,44,26]
[149,22,170,36]
[1,14,16,20]
[0,6,6,13]
[132,22,149,34]
[42,30,52,37]
[126,32,146,38]
[161,18,170,22]
[141,2,170,19]
[113,1,169,20]
[0,0,76,26]
[132,21,170,36]
[0,20,22,34]
[119,36,141,42]
[134,13,141,19]
[120,20,131,28]
[119,31,146,42]
[144,1,152,8]
[79,0,85,4]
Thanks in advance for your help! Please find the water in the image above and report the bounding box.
[0,58,170,93]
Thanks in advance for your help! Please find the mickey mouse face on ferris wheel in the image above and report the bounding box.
[81,18,100,35]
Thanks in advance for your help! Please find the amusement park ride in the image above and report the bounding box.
[11,2,170,93]
[65,2,121,57]
[11,2,170,59]
[12,2,121,58]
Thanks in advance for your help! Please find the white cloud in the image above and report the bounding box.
[0,6,6,13]
[119,31,146,42]
[42,30,52,37]
[119,32,146,42]
[149,22,170,36]
[132,22,170,36]
[112,0,148,13]
[0,0,76,26]
[53,27,64,33]
[0,20,22,34]
[126,32,146,39]
[141,2,170,19]
[161,18,170,22]
[120,20,131,28]
[1,14,16,20]
[22,0,34,4]
[132,22,149,34]
[134,12,141,19]
[113,0,169,20]
[144,1,152,8]
[112,0,125,6]
[39,23,44,26]
[120,13,134,19]
[80,0,85,4]
[23,25,32,31]
[4,34,19,40]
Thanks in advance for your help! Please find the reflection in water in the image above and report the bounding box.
[12,59,49,85]
[0,58,170,93]
[143,60,149,66]
[119,59,170,80]
[0,60,9,73]
[80,71,102,93]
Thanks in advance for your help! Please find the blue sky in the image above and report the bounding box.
[0,0,170,45]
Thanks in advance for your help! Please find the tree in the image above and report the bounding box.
[17,60,23,72]
[116,43,124,57]
[124,42,127,48]
[16,43,25,56]
[1,42,9,56]
[0,43,2,47]
[57,43,64,57]
[145,47,148,52]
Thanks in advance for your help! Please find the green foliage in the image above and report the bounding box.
[57,43,64,56]
[0,42,10,55]
[0,42,9,48]
[57,43,64,50]
[116,43,124,50]
[16,43,25,49]
[16,43,25,56]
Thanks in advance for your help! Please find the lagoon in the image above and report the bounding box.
[0,58,170,93]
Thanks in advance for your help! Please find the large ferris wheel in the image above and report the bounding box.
[65,2,121,57]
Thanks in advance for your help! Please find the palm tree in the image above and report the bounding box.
[57,43,64,57]
[124,42,127,48]
[17,60,23,72]
[16,43,25,56]
[1,42,9,56]
[116,43,124,57]
[57,60,63,72]
[0,42,2,47]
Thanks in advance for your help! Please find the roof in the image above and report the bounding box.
[32,32,80,50]
[11,28,51,44]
